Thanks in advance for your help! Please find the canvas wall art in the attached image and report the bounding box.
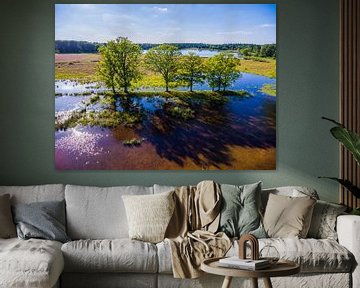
[55,4,276,170]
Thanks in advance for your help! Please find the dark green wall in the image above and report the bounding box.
[0,0,340,202]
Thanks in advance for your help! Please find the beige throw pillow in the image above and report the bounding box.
[263,193,316,238]
[122,191,175,243]
[0,194,16,238]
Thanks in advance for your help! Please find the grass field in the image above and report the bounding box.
[55,53,276,84]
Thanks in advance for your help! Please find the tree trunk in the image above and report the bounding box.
[165,82,169,92]
[190,82,193,92]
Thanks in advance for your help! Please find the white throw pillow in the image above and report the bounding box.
[122,191,175,243]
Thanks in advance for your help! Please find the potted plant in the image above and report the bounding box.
[320,117,360,215]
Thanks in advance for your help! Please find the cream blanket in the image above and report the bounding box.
[165,181,231,279]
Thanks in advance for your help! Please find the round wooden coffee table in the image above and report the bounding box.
[201,257,300,288]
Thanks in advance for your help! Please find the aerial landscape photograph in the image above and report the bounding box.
[55,4,277,170]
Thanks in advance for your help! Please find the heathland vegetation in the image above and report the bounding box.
[55,37,276,131]
[55,39,276,88]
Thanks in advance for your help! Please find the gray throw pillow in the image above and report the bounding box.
[218,182,266,238]
[0,194,16,238]
[307,200,347,240]
[12,200,70,243]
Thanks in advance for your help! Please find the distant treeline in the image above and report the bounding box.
[55,40,276,57]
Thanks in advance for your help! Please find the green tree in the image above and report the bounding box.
[240,48,251,57]
[178,52,204,92]
[205,52,241,91]
[145,44,181,92]
[98,37,142,94]
[259,44,276,58]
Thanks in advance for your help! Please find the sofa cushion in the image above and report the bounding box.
[61,239,158,273]
[0,238,64,288]
[12,200,70,243]
[122,191,175,243]
[65,185,153,239]
[307,200,347,240]
[157,238,353,274]
[263,194,316,238]
[218,182,266,238]
[0,184,65,204]
[261,186,319,213]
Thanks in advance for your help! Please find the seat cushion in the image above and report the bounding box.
[0,238,64,288]
[229,238,354,273]
[61,239,158,273]
[65,185,153,239]
[157,238,354,274]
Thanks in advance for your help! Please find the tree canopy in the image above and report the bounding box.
[177,52,204,92]
[205,52,241,91]
[98,37,142,94]
[145,44,181,92]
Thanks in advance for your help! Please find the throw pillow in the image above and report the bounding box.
[122,191,175,243]
[218,182,266,238]
[263,193,316,238]
[307,200,347,240]
[12,200,70,243]
[0,194,16,238]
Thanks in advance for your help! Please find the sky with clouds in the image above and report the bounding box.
[55,4,276,45]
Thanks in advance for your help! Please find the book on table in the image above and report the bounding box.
[218,257,271,270]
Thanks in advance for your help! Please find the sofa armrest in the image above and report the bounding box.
[337,215,360,288]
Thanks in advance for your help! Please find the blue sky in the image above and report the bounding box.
[55,4,276,45]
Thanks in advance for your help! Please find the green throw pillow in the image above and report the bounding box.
[218,182,266,238]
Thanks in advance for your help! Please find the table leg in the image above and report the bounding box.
[251,278,258,288]
[221,276,233,288]
[263,277,273,288]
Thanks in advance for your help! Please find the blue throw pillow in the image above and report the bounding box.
[12,200,70,243]
[218,182,266,238]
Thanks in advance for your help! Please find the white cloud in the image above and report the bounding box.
[216,30,253,36]
[152,6,168,13]
[258,24,275,28]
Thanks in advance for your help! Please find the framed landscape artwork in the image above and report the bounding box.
[55,4,276,170]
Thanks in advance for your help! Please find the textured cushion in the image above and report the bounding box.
[261,186,319,213]
[0,238,64,288]
[263,194,316,238]
[218,182,266,238]
[157,238,353,274]
[0,184,65,204]
[307,200,347,240]
[122,191,175,243]
[65,185,153,239]
[12,200,70,243]
[0,194,16,238]
[226,238,354,273]
[61,239,158,273]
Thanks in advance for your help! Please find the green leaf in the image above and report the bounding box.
[318,177,360,198]
[322,117,360,165]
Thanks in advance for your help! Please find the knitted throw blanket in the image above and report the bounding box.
[165,181,231,279]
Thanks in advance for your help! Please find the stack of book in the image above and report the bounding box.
[218,257,271,270]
